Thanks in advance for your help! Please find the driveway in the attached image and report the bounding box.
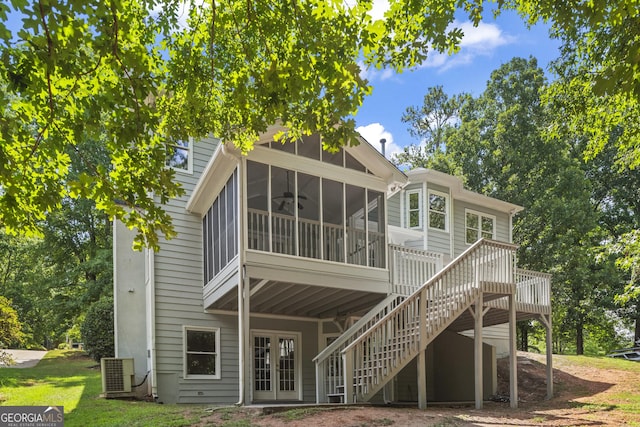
[0,349,48,368]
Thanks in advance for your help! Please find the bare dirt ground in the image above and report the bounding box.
[197,352,640,426]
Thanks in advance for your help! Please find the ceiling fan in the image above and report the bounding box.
[272,171,306,211]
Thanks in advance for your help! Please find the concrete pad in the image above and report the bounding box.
[0,349,48,368]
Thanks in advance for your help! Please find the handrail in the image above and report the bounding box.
[389,244,444,296]
[341,239,518,403]
[515,268,552,308]
[313,294,404,364]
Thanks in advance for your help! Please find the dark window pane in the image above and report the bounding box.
[187,353,216,375]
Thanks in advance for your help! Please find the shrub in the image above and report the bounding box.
[81,297,115,362]
[0,296,23,348]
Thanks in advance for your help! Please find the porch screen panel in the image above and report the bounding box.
[247,161,269,252]
[367,190,385,268]
[346,184,367,266]
[297,173,320,259]
[202,169,238,284]
[271,166,297,255]
[322,179,344,262]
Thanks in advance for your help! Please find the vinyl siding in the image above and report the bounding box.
[452,199,510,257]
[153,137,245,404]
[387,192,401,227]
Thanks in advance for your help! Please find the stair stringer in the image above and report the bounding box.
[355,288,481,402]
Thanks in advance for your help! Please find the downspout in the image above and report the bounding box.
[228,147,245,406]
[148,249,158,399]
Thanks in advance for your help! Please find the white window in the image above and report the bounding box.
[184,326,220,379]
[465,210,496,244]
[407,190,422,229]
[166,138,192,173]
[428,190,448,231]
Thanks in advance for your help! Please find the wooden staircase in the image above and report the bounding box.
[314,239,520,404]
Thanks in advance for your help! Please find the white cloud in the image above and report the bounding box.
[356,123,402,159]
[418,21,514,72]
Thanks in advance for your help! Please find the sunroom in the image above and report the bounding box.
[186,127,407,318]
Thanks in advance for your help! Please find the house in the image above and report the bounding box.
[113,126,552,408]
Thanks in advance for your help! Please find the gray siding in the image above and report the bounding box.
[452,199,510,257]
[153,137,246,404]
[387,192,401,227]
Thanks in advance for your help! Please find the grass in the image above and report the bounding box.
[0,350,208,427]
[2,350,640,426]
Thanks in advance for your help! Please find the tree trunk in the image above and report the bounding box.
[576,320,584,355]
[635,311,640,346]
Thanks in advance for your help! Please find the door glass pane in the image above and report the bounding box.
[254,336,271,392]
[279,338,296,392]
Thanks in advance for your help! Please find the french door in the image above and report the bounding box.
[252,331,300,401]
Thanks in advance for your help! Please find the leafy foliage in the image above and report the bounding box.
[81,297,115,363]
[0,295,23,348]
[401,57,628,354]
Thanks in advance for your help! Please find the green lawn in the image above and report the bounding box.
[0,351,208,427]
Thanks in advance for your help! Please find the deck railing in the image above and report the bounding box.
[389,245,444,296]
[341,239,518,403]
[247,208,385,267]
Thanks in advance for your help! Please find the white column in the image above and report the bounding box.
[508,293,518,408]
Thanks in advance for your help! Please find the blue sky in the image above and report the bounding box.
[355,6,561,158]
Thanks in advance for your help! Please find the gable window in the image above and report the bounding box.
[166,139,192,173]
[407,190,422,229]
[465,210,496,244]
[428,191,448,231]
[184,326,220,378]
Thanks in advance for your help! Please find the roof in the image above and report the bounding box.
[406,168,524,214]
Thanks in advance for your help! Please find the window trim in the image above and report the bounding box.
[464,209,496,245]
[406,189,422,229]
[427,190,449,232]
[183,326,221,379]
[166,137,193,174]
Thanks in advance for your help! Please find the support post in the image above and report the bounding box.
[239,268,252,404]
[343,352,354,404]
[418,288,428,409]
[417,348,427,409]
[508,293,518,408]
[540,314,554,399]
[474,295,484,409]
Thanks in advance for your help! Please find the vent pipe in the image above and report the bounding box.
[380,138,386,157]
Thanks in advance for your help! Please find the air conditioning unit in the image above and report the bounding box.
[101,358,135,397]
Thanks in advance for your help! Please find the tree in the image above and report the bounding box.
[81,296,114,363]
[394,86,468,170]
[1,1,636,248]
[0,295,23,348]
[403,57,620,354]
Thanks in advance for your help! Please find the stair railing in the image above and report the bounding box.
[313,294,404,403]
[341,239,518,403]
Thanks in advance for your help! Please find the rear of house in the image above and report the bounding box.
[113,128,552,407]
